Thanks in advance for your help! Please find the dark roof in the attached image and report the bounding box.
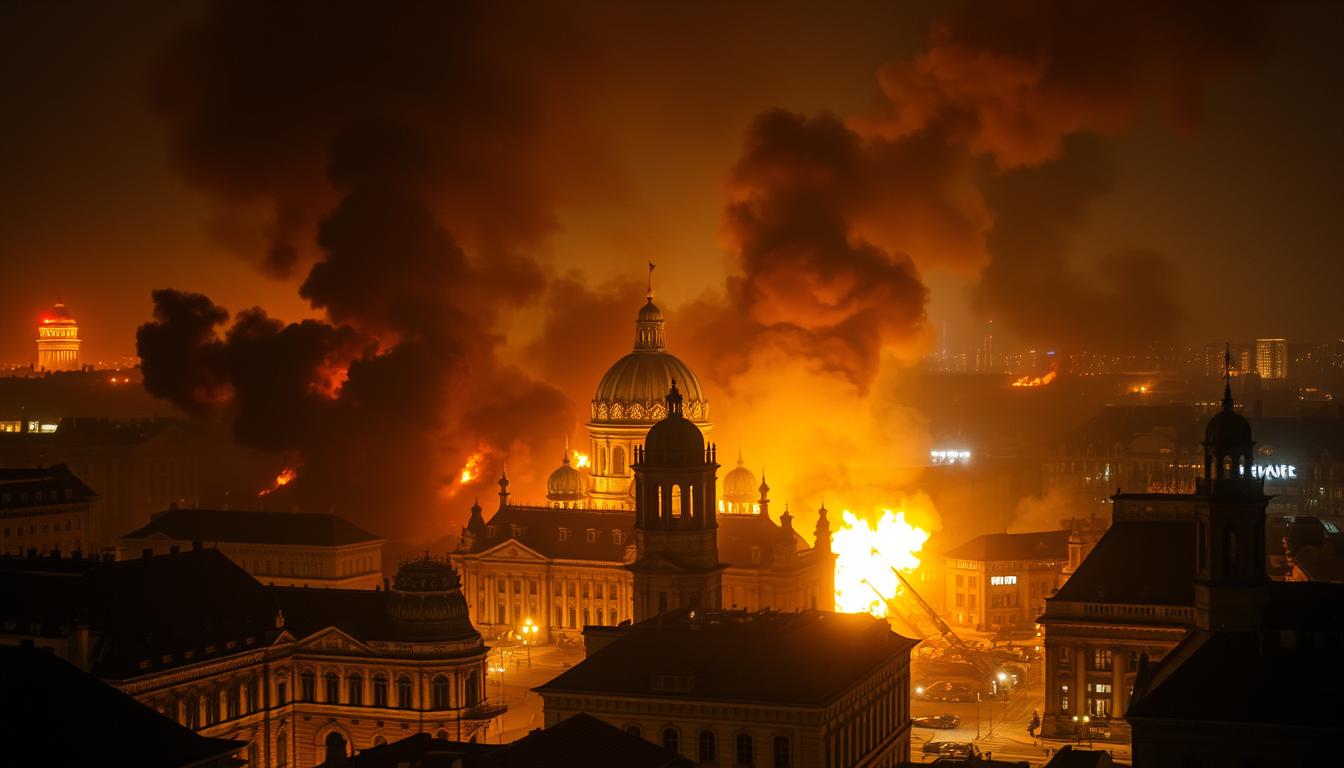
[121,508,382,547]
[348,714,693,768]
[0,549,279,679]
[472,505,634,561]
[1126,627,1344,730]
[0,645,243,768]
[0,463,98,510]
[717,513,809,569]
[1042,745,1114,768]
[1049,520,1194,606]
[535,609,916,707]
[944,530,1070,562]
[481,713,694,768]
[270,584,394,639]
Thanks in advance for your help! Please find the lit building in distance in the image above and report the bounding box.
[0,548,501,767]
[119,507,385,589]
[0,464,98,556]
[943,529,1089,632]
[36,301,81,371]
[454,291,835,642]
[1255,337,1288,380]
[537,609,916,768]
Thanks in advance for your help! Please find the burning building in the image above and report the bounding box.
[453,292,835,642]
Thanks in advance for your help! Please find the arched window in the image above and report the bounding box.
[465,669,480,708]
[347,673,363,706]
[736,732,754,766]
[662,727,680,754]
[372,674,388,707]
[698,730,717,763]
[396,675,413,709]
[671,486,682,518]
[613,446,626,475]
[431,675,451,709]
[323,732,347,764]
[324,671,340,703]
[300,670,316,702]
[599,447,608,475]
[625,725,642,738]
[276,730,288,767]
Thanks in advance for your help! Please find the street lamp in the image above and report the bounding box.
[518,618,539,667]
[1071,714,1091,746]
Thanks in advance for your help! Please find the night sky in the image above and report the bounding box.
[2,1,1343,542]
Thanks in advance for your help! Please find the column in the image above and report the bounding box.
[1044,645,1059,711]
[1073,645,1087,715]
[1112,647,1127,716]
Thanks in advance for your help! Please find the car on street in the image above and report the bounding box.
[921,741,981,759]
[916,680,979,702]
[912,714,961,729]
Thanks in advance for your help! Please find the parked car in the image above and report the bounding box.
[921,741,981,759]
[912,714,961,729]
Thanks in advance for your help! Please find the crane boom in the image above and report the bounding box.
[884,566,994,679]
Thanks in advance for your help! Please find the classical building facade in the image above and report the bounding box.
[119,507,385,589]
[943,530,1073,632]
[36,301,81,372]
[0,463,98,556]
[0,548,501,768]
[536,609,916,768]
[454,292,834,642]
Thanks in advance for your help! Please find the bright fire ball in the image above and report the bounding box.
[832,508,930,618]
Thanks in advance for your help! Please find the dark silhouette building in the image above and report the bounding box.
[629,381,724,621]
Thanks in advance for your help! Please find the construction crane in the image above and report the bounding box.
[862,564,994,681]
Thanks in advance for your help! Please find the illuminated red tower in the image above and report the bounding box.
[36,301,81,372]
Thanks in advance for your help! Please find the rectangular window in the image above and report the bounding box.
[1060,683,1070,713]
[568,608,576,628]
[955,593,965,608]
[1089,682,1112,718]
[582,583,589,599]
[955,574,964,587]
[1094,649,1113,671]
[277,681,287,707]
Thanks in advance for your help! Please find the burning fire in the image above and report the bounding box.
[458,451,486,484]
[572,450,591,469]
[310,364,350,399]
[1129,381,1153,395]
[833,508,930,618]
[1011,368,1058,388]
[258,467,298,497]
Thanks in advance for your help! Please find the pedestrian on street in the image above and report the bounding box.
[1028,709,1041,739]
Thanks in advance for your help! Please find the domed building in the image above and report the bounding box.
[455,286,834,644]
[586,295,711,509]
[36,300,81,372]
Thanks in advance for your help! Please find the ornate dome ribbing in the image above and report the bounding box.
[591,298,708,424]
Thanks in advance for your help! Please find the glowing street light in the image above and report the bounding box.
[518,618,539,666]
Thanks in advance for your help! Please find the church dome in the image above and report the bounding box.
[386,556,479,643]
[722,453,758,504]
[642,382,707,467]
[592,298,709,424]
[546,454,586,502]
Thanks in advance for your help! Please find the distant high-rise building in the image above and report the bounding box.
[1255,337,1288,380]
[35,301,81,371]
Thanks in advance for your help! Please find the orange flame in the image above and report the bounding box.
[1129,381,1153,395]
[572,450,591,469]
[458,451,486,484]
[1011,368,1058,388]
[258,467,298,497]
[832,508,930,618]
[311,364,350,399]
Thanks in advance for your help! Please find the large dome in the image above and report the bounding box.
[591,298,709,424]
[386,556,479,643]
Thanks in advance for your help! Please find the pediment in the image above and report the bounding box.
[293,626,372,654]
[477,538,549,562]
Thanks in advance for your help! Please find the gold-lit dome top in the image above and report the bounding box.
[723,450,758,503]
[591,297,709,424]
[546,452,586,502]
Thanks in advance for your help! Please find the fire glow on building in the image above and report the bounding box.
[832,508,931,617]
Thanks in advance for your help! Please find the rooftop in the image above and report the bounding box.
[0,464,98,510]
[944,530,1070,563]
[1048,520,1194,608]
[0,645,243,768]
[535,609,916,707]
[121,507,383,547]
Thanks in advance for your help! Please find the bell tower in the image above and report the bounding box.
[629,382,724,621]
[1194,349,1270,631]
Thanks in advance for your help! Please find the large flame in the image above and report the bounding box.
[458,451,486,484]
[833,508,930,618]
[572,450,591,469]
[258,467,298,497]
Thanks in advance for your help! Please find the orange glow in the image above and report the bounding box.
[572,450,590,469]
[458,451,485,484]
[832,507,930,617]
[310,364,350,399]
[258,467,298,497]
[1011,368,1058,388]
[1129,381,1153,395]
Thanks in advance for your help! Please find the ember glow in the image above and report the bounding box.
[832,508,930,618]
[572,450,591,469]
[258,467,297,497]
[458,452,486,485]
[1011,368,1058,388]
